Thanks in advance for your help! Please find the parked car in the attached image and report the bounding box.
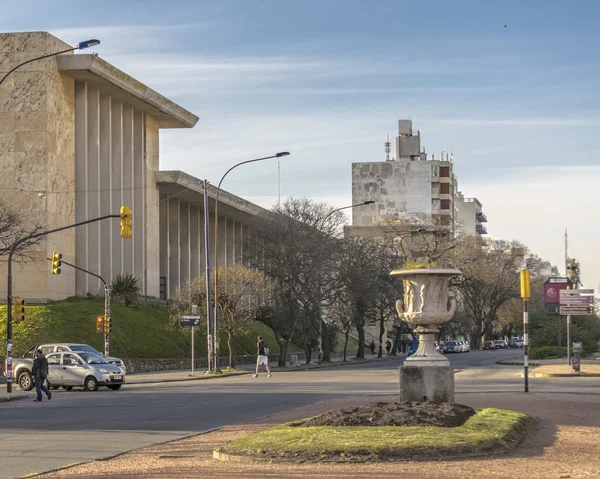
[443,341,459,353]
[514,340,524,348]
[45,351,125,391]
[6,343,125,391]
[462,341,471,352]
[483,340,496,350]
[494,340,508,349]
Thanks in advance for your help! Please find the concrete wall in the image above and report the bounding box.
[351,159,432,226]
[0,32,77,301]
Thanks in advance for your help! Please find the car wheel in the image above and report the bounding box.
[18,371,34,391]
[84,376,99,392]
[107,385,122,391]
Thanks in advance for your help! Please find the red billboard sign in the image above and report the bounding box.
[544,278,573,304]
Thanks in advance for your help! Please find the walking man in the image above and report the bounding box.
[32,349,51,402]
[253,335,271,378]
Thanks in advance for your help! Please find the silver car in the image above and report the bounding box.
[45,351,125,391]
[25,343,126,370]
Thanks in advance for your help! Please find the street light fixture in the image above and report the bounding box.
[317,200,375,363]
[0,38,100,87]
[212,151,290,371]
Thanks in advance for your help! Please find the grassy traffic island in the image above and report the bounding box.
[214,402,533,463]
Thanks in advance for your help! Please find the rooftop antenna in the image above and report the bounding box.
[385,133,391,161]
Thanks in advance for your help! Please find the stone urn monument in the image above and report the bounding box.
[390,268,462,403]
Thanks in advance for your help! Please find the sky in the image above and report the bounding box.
[2,0,599,291]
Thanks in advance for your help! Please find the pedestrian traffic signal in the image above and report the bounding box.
[51,251,62,275]
[13,297,25,324]
[96,316,104,334]
[104,316,112,335]
[120,206,132,238]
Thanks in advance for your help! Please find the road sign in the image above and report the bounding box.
[547,277,570,284]
[180,315,201,327]
[560,289,594,295]
[559,306,595,315]
[560,295,594,306]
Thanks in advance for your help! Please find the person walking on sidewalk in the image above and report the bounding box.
[253,335,271,378]
[32,349,51,402]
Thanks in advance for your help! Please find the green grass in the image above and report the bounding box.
[221,408,531,461]
[0,297,300,359]
[332,330,360,355]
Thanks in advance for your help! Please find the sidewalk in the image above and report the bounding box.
[33,391,600,479]
[126,353,402,384]
[0,389,33,402]
[496,355,600,366]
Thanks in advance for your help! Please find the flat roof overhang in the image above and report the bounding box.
[155,171,272,221]
[57,54,199,129]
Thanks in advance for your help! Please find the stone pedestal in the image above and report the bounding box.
[399,364,455,403]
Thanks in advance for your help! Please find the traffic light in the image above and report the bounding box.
[104,315,112,335]
[51,251,62,275]
[120,206,132,238]
[13,297,25,324]
[96,316,104,334]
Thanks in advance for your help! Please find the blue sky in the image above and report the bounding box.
[2,0,600,289]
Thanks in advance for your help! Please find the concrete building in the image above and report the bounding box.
[455,192,488,236]
[349,119,458,232]
[0,32,269,302]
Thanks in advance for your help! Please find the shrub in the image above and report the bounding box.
[110,274,140,296]
[530,345,590,360]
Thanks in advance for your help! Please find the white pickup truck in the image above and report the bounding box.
[5,343,125,391]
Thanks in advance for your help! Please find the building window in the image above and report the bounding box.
[160,276,167,300]
[441,199,450,210]
[440,183,450,194]
[440,166,450,178]
[432,165,440,177]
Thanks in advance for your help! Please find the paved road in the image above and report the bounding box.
[1,349,597,479]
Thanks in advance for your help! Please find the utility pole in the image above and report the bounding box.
[203,180,214,374]
[520,269,530,393]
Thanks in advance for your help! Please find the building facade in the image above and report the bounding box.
[350,119,458,231]
[455,192,488,236]
[0,32,269,302]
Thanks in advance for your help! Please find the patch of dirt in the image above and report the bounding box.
[298,401,476,428]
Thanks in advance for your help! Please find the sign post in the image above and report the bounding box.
[559,289,595,365]
[520,269,530,393]
[180,313,201,376]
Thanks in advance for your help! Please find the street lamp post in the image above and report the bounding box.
[3,38,101,394]
[317,200,375,363]
[212,152,290,371]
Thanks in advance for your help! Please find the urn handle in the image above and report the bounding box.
[396,299,405,315]
[447,297,457,316]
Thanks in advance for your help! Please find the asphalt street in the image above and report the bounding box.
[1,348,598,479]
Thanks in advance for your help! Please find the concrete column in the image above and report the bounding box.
[190,204,200,280]
[198,204,205,273]
[86,84,101,294]
[122,105,134,276]
[74,81,88,296]
[133,111,145,289]
[218,216,226,271]
[159,194,169,296]
[225,218,234,268]
[168,198,180,296]
[110,99,123,278]
[180,201,190,287]
[99,93,112,287]
[242,224,250,267]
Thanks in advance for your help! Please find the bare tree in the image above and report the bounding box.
[451,237,542,349]
[171,265,271,368]
[0,200,47,261]
[380,214,457,267]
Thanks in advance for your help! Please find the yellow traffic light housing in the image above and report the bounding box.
[520,269,530,301]
[51,251,62,275]
[13,297,25,324]
[120,206,132,238]
[104,316,112,335]
[96,315,104,334]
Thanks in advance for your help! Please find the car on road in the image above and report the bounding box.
[514,340,524,348]
[45,351,125,391]
[443,341,460,353]
[461,340,471,352]
[493,340,507,349]
[6,343,125,391]
[483,340,496,350]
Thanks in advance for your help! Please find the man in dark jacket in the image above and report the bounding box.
[31,349,51,402]
[253,335,271,378]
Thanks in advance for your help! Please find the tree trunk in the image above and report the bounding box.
[321,320,331,362]
[278,340,288,367]
[377,312,385,358]
[227,331,234,369]
[343,324,351,362]
[355,323,365,359]
[391,323,403,356]
[304,345,312,364]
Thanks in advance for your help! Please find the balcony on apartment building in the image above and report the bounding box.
[476,211,488,223]
[476,224,488,235]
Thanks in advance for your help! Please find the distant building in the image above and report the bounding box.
[455,192,488,236]
[348,119,458,236]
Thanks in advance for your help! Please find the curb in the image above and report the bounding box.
[0,393,34,403]
[127,370,250,385]
[279,356,403,372]
[496,359,541,366]
[531,373,600,378]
